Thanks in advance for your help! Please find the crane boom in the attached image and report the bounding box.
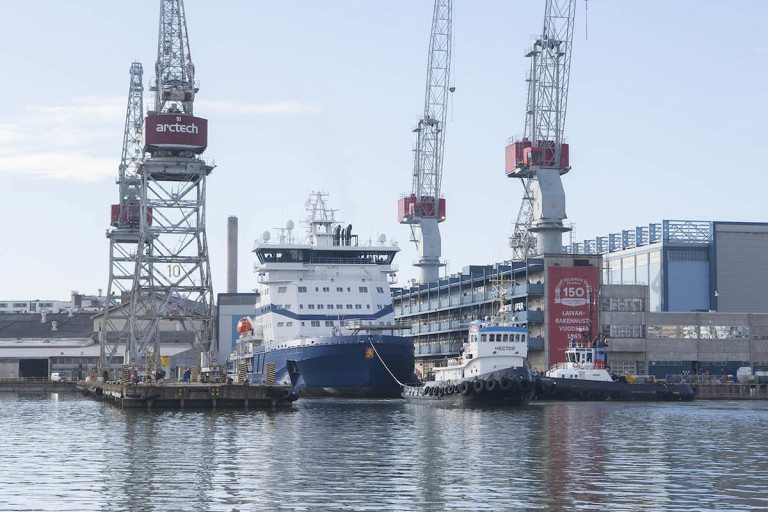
[398,0,453,284]
[152,0,197,115]
[506,0,576,258]
[99,63,145,371]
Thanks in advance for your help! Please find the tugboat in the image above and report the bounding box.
[536,337,695,401]
[402,310,538,406]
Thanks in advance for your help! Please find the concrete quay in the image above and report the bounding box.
[692,382,768,400]
[0,380,76,393]
[79,381,297,409]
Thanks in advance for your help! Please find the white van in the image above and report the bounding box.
[50,372,67,382]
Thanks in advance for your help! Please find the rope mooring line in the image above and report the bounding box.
[368,338,406,388]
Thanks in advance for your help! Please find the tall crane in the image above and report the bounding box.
[98,62,144,371]
[506,0,576,257]
[398,0,453,284]
[128,0,215,373]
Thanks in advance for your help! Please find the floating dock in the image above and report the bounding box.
[79,382,297,409]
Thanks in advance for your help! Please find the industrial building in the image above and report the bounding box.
[0,292,105,315]
[394,219,768,379]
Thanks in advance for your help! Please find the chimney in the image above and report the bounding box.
[227,216,238,293]
[51,321,58,332]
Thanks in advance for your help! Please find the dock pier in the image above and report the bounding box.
[79,382,297,409]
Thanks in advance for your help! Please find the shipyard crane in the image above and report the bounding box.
[506,0,576,258]
[98,62,144,372]
[398,0,453,284]
[128,0,215,374]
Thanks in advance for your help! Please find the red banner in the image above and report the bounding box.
[548,266,599,366]
[145,114,208,152]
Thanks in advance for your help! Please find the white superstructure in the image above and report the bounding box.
[247,193,401,349]
[433,320,528,382]
[545,344,613,381]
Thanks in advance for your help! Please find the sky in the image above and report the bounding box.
[1,0,766,300]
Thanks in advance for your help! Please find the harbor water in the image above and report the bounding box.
[2,394,768,511]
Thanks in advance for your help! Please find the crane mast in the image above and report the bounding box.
[98,63,145,371]
[506,0,576,258]
[398,0,453,284]
[128,0,215,374]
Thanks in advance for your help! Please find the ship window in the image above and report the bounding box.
[327,304,334,309]
[377,305,383,310]
[366,305,370,309]
[503,334,509,341]
[308,304,315,310]
[299,305,304,309]
[359,286,368,293]
[298,286,307,293]
[337,304,343,309]
[336,287,344,292]
[317,304,324,310]
[347,287,351,292]
[587,353,593,362]
[346,304,353,309]
[301,322,305,326]
[376,287,385,293]
[278,286,287,294]
[286,322,293,327]
[355,304,362,310]
[322,287,330,292]
[277,322,284,327]
[481,334,487,342]
[310,320,320,327]
[325,321,334,327]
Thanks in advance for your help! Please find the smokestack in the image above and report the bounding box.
[227,216,238,293]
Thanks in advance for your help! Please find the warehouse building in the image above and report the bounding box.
[394,220,768,378]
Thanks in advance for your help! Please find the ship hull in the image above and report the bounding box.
[536,376,695,402]
[251,335,414,398]
[402,367,537,407]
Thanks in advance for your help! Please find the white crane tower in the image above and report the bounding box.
[128,0,215,373]
[98,62,144,371]
[506,0,576,258]
[398,0,453,284]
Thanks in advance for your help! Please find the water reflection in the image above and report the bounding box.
[1,395,768,511]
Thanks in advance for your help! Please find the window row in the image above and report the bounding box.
[293,286,385,294]
[298,304,376,310]
[276,320,389,328]
[646,325,751,339]
[601,297,645,312]
[601,324,645,338]
[471,333,526,342]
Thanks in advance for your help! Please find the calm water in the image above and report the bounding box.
[1,394,767,511]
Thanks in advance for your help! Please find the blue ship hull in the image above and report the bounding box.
[248,335,414,398]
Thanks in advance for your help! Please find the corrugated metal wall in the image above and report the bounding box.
[715,223,768,313]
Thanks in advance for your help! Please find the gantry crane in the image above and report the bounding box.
[506,0,577,258]
[128,0,215,373]
[98,62,144,372]
[398,0,453,284]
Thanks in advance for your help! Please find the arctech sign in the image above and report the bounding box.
[145,114,208,153]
